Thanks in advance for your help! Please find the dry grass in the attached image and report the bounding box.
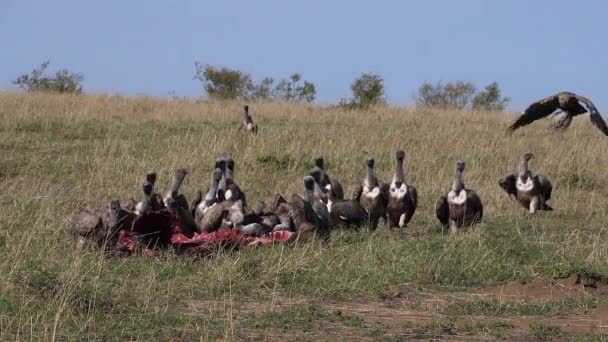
[1,92,607,340]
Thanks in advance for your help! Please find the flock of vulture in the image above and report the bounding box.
[69,91,604,255]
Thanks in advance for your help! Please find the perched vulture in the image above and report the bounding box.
[435,161,483,233]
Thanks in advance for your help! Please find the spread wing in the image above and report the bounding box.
[508,95,559,132]
[435,195,449,227]
[576,95,608,136]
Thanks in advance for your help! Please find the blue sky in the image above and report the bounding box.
[1,0,606,110]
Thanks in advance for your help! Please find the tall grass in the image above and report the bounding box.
[0,92,607,339]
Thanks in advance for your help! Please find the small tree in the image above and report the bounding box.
[350,72,385,108]
[13,61,83,94]
[472,82,510,111]
[415,81,476,109]
[251,77,275,101]
[194,62,254,100]
[274,73,316,103]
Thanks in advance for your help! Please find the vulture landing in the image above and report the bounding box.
[508,92,608,135]
[498,152,553,214]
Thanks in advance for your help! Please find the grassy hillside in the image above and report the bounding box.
[1,92,607,340]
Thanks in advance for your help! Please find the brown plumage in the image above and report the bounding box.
[498,152,553,214]
[328,184,368,229]
[313,156,344,201]
[163,168,189,211]
[359,157,389,230]
[509,92,608,135]
[435,161,483,233]
[386,150,417,228]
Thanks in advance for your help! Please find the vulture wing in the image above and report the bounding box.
[498,174,518,198]
[508,95,559,132]
[576,95,608,136]
[466,190,483,222]
[435,195,449,227]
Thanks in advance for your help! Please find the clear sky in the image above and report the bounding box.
[1,0,606,110]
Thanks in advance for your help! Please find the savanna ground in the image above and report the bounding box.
[1,92,608,341]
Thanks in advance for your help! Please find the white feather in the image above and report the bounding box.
[398,213,406,227]
[447,189,467,205]
[363,186,380,199]
[516,177,534,192]
[390,182,408,200]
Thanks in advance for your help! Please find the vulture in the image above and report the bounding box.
[358,157,389,230]
[218,157,247,206]
[135,170,163,215]
[386,150,417,228]
[328,184,368,229]
[498,152,553,214]
[312,157,344,201]
[238,105,258,134]
[162,168,189,211]
[272,177,330,240]
[435,161,483,232]
[70,200,132,250]
[508,92,608,135]
[163,168,197,237]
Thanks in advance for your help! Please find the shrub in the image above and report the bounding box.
[342,72,385,109]
[194,63,254,100]
[274,73,316,103]
[415,81,476,109]
[13,61,83,94]
[472,82,510,111]
[194,63,316,103]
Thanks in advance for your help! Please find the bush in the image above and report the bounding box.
[341,72,385,109]
[194,63,254,100]
[415,81,476,109]
[274,73,316,103]
[194,63,316,103]
[472,82,510,111]
[13,61,83,94]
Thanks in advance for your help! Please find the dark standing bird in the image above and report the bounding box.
[508,92,608,135]
[359,157,388,230]
[498,152,553,214]
[435,161,483,233]
[163,168,189,211]
[386,150,417,228]
[135,170,162,215]
[238,105,258,134]
[312,157,344,201]
[328,184,368,229]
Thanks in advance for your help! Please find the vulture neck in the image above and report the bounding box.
[205,174,220,202]
[518,158,530,178]
[169,171,186,199]
[393,157,405,185]
[451,169,465,192]
[366,165,377,188]
[140,183,153,214]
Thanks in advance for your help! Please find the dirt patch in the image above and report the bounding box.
[186,277,608,340]
[473,275,608,300]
